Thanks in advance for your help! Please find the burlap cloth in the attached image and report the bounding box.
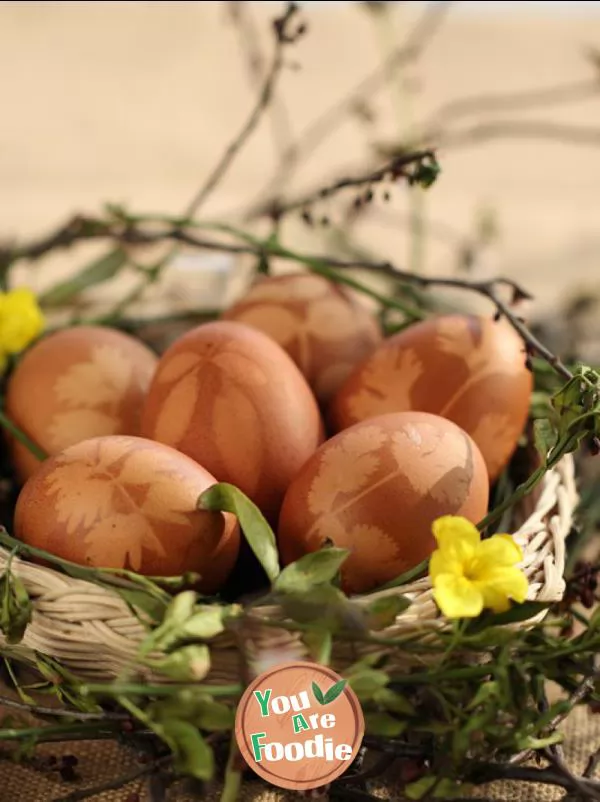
[1,700,597,802]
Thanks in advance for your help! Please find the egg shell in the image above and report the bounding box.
[329,314,533,482]
[14,435,240,592]
[5,325,159,483]
[221,272,382,403]
[140,320,324,523]
[278,411,490,595]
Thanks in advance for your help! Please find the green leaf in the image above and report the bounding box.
[195,699,235,731]
[274,548,350,594]
[517,731,564,751]
[533,418,557,464]
[0,556,31,645]
[345,652,387,675]
[160,719,214,781]
[365,711,406,737]
[303,629,333,664]
[347,669,389,699]
[466,681,499,711]
[312,682,325,705]
[323,680,347,705]
[198,484,280,583]
[405,776,438,800]
[279,584,365,634]
[146,645,210,682]
[39,247,128,306]
[365,595,411,630]
[433,780,472,799]
[373,687,415,716]
[466,601,550,633]
[179,605,234,641]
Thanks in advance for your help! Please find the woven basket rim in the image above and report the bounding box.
[0,453,578,683]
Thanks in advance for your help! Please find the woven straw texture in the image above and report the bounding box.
[0,455,578,683]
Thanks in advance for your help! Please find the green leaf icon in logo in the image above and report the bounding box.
[312,681,325,705]
[312,679,347,705]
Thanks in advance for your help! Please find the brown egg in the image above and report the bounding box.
[14,435,240,592]
[222,273,382,403]
[140,320,324,523]
[278,411,490,595]
[329,314,532,482]
[5,325,158,482]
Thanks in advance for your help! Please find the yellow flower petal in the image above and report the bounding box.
[473,566,529,613]
[432,573,484,619]
[0,288,45,355]
[431,516,480,563]
[429,549,463,583]
[476,534,523,567]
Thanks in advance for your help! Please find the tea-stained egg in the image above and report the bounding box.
[222,273,382,403]
[5,325,158,482]
[329,314,532,482]
[140,320,324,523]
[14,435,240,592]
[278,411,489,595]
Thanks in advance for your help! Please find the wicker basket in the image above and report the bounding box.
[0,453,577,685]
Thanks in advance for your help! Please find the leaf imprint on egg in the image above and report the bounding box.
[307,426,386,517]
[48,345,135,449]
[44,440,186,569]
[346,348,424,423]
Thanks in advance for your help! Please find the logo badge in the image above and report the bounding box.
[235,661,365,791]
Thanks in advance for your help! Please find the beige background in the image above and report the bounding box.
[1,1,600,316]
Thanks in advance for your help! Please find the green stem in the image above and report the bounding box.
[0,410,47,461]
[82,682,243,698]
[220,738,242,802]
[0,530,170,604]
[0,721,119,741]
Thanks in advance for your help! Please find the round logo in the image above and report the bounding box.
[235,661,364,791]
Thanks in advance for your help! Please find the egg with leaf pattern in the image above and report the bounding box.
[277,411,489,595]
[5,325,159,482]
[140,320,324,523]
[14,435,240,591]
[222,272,382,403]
[329,314,533,482]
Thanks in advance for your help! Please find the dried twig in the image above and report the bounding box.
[419,79,600,139]
[435,120,600,151]
[263,149,436,219]
[243,0,453,216]
[6,213,573,381]
[183,2,302,217]
[227,1,294,159]
[0,694,128,722]
[510,672,599,765]
[50,755,172,802]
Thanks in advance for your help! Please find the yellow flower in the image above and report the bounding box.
[0,288,45,356]
[429,516,528,619]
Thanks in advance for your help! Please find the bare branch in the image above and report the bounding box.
[420,79,600,139]
[262,149,437,219]
[243,0,453,216]
[0,694,128,722]
[50,755,172,802]
[227,1,295,159]
[183,2,302,217]
[7,211,573,382]
[435,120,600,151]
